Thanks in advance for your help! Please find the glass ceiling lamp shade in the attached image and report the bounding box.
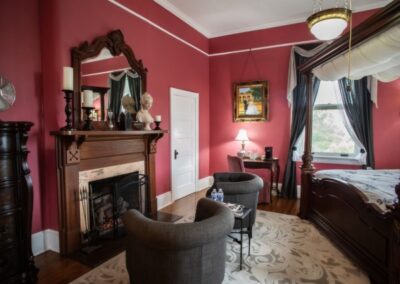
[307,7,351,41]
[235,129,249,157]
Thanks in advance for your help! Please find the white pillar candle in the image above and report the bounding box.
[154,115,162,122]
[63,67,74,91]
[83,90,94,107]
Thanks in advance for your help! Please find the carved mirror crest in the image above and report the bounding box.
[72,30,147,129]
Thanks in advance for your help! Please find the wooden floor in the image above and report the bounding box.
[35,191,299,284]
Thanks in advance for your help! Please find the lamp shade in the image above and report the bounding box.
[235,129,249,141]
[307,8,351,41]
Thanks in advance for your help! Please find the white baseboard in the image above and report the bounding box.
[157,191,173,210]
[32,231,45,256]
[32,229,59,256]
[157,176,213,210]
[45,229,60,253]
[198,176,213,190]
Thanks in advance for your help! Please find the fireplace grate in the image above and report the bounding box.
[81,172,148,243]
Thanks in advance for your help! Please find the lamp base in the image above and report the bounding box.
[237,149,246,158]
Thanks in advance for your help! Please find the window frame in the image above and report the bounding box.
[295,81,363,165]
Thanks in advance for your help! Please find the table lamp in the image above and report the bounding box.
[235,129,249,157]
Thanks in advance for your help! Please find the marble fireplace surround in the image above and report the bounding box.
[78,161,145,233]
[51,130,166,255]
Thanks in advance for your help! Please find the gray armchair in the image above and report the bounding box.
[122,198,234,284]
[207,172,263,231]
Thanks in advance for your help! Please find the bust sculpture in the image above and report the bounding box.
[137,92,154,130]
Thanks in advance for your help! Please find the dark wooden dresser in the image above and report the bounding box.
[0,121,38,283]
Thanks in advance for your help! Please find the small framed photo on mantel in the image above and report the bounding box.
[233,80,269,122]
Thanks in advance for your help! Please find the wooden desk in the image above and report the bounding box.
[243,158,280,201]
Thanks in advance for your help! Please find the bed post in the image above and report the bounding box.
[389,184,400,283]
[299,73,315,219]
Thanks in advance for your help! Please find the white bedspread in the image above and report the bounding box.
[315,169,400,213]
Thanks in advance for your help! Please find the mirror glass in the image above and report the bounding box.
[80,48,142,125]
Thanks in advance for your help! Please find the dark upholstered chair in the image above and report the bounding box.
[226,155,271,204]
[207,172,263,232]
[122,198,234,284]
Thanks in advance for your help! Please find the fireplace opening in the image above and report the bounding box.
[80,172,148,243]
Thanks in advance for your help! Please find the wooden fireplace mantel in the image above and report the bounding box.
[50,129,167,255]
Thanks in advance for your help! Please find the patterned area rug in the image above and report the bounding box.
[70,211,369,284]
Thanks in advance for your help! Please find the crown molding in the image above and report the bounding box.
[154,0,390,39]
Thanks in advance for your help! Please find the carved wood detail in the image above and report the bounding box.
[66,141,80,164]
[0,122,38,282]
[71,30,148,129]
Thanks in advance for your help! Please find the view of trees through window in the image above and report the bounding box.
[312,81,356,155]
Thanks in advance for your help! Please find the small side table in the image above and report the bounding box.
[243,158,280,202]
[228,208,252,270]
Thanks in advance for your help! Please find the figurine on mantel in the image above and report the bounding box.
[137,92,154,130]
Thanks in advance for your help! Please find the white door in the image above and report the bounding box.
[170,88,199,201]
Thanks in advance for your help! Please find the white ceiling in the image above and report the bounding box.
[154,0,391,38]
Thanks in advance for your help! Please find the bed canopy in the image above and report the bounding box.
[313,24,400,82]
[297,0,400,181]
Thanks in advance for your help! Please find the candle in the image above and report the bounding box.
[63,67,74,91]
[83,90,94,107]
[155,115,162,122]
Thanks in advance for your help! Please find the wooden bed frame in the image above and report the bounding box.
[297,2,400,283]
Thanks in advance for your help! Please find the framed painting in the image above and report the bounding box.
[233,80,269,122]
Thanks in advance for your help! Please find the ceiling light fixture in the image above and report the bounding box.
[307,0,352,41]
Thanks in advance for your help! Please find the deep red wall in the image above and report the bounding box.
[374,81,400,168]
[0,0,43,233]
[40,0,210,230]
[209,9,400,181]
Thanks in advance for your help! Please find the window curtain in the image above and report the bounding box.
[109,71,126,119]
[281,47,321,199]
[338,77,375,168]
[126,71,141,112]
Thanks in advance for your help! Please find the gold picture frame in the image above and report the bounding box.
[233,80,269,122]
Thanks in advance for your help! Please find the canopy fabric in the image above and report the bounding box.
[287,43,329,107]
[312,25,400,83]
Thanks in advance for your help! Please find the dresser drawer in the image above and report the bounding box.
[0,247,19,280]
[0,157,17,179]
[0,186,16,212]
[0,213,17,245]
[0,135,17,153]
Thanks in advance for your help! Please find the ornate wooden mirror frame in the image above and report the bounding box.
[71,30,148,129]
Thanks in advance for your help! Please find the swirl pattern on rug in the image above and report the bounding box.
[70,211,369,284]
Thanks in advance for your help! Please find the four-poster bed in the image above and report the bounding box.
[297,1,400,284]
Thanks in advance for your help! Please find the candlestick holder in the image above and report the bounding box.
[154,121,161,130]
[61,90,74,131]
[82,107,95,130]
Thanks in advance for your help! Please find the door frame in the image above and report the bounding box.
[170,87,199,202]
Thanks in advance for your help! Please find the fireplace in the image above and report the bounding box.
[80,172,148,241]
[51,130,166,255]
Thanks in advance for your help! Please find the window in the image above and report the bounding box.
[295,81,363,165]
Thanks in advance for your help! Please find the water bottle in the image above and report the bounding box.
[217,188,224,202]
[211,188,217,201]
